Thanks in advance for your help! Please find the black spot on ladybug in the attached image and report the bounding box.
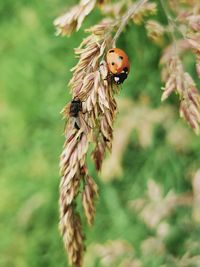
[119,56,123,60]
[109,50,115,53]
[111,62,115,65]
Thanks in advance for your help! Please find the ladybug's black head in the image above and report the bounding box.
[112,67,129,85]
[113,72,128,85]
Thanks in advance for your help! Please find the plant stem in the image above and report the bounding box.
[112,0,148,47]
[160,0,191,60]
[160,0,178,54]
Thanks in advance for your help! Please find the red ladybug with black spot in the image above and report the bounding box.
[106,48,130,85]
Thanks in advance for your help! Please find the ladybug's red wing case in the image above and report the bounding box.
[105,48,130,85]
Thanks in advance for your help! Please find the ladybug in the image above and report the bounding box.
[106,48,130,85]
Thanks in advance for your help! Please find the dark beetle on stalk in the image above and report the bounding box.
[69,99,82,129]
[69,98,92,131]
[69,99,82,117]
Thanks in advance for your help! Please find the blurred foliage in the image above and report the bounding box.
[0,0,200,267]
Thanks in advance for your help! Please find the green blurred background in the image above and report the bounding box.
[0,1,200,266]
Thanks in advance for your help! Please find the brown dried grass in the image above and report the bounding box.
[158,1,200,134]
[59,19,117,267]
[56,0,155,265]
[55,0,200,266]
[161,56,200,134]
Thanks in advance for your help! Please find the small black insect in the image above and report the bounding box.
[69,99,82,117]
[69,99,92,131]
[69,99,82,129]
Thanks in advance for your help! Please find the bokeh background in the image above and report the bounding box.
[1,1,200,266]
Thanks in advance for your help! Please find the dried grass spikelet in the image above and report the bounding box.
[161,56,200,134]
[172,253,200,267]
[101,1,127,18]
[131,2,157,25]
[59,129,88,267]
[186,14,200,32]
[82,175,98,226]
[160,57,181,97]
[168,0,198,17]
[54,0,107,36]
[59,205,85,267]
[69,20,118,169]
[192,169,200,223]
[130,179,178,229]
[145,19,165,44]
[91,80,118,171]
[141,237,166,256]
[128,179,192,229]
[196,51,200,78]
[177,2,200,32]
[179,73,200,134]
[165,1,200,59]
[84,240,139,267]
[59,19,119,267]
[57,1,154,266]
[160,39,191,67]
[187,33,200,78]
[159,1,200,134]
